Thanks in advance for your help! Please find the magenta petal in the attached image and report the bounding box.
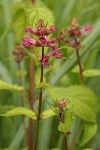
[49,25,58,32]
[48,38,57,43]
[42,57,50,66]
[35,42,41,47]
[22,36,37,47]
[55,53,64,58]
[39,36,48,44]
[25,26,37,34]
[81,24,93,33]
[29,38,37,45]
[47,43,56,48]
[47,48,63,58]
[52,48,61,52]
[42,61,49,66]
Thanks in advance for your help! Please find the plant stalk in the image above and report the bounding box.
[28,46,35,150]
[75,38,83,83]
[64,134,68,150]
[34,46,44,150]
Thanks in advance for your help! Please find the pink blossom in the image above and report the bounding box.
[47,48,63,58]
[68,28,82,38]
[22,36,41,47]
[39,36,48,44]
[65,40,81,49]
[47,43,56,48]
[42,56,49,66]
[25,26,37,34]
[48,38,57,43]
[39,36,57,48]
[49,25,58,32]
[47,38,57,48]
[81,24,93,33]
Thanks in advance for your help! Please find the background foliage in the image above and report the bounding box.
[0,0,100,150]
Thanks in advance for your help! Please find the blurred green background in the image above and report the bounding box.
[0,0,100,150]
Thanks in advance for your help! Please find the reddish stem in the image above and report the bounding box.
[64,134,68,150]
[75,38,83,83]
[31,0,36,4]
[37,46,44,121]
[28,46,35,150]
[34,46,44,150]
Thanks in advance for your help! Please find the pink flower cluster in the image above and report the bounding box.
[22,19,63,66]
[65,18,93,49]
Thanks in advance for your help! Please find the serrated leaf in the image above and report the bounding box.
[42,109,56,119]
[48,85,97,123]
[25,4,54,28]
[36,82,51,88]
[12,1,54,41]
[58,122,67,133]
[0,80,23,91]
[83,69,100,77]
[0,107,36,120]
[58,108,73,133]
[80,123,97,147]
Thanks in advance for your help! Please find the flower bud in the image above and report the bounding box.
[58,99,70,110]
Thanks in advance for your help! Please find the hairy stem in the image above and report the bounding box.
[17,62,28,146]
[28,46,35,150]
[64,134,68,150]
[34,46,44,150]
[75,39,83,83]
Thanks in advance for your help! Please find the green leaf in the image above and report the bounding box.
[12,1,54,41]
[58,122,67,133]
[25,1,54,28]
[36,82,51,89]
[80,123,97,147]
[42,109,56,119]
[0,107,36,120]
[23,47,40,66]
[12,2,28,41]
[0,104,16,113]
[83,69,100,77]
[0,80,23,91]
[58,108,73,133]
[48,85,97,123]
[49,104,58,114]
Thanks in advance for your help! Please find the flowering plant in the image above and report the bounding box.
[0,1,99,150]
